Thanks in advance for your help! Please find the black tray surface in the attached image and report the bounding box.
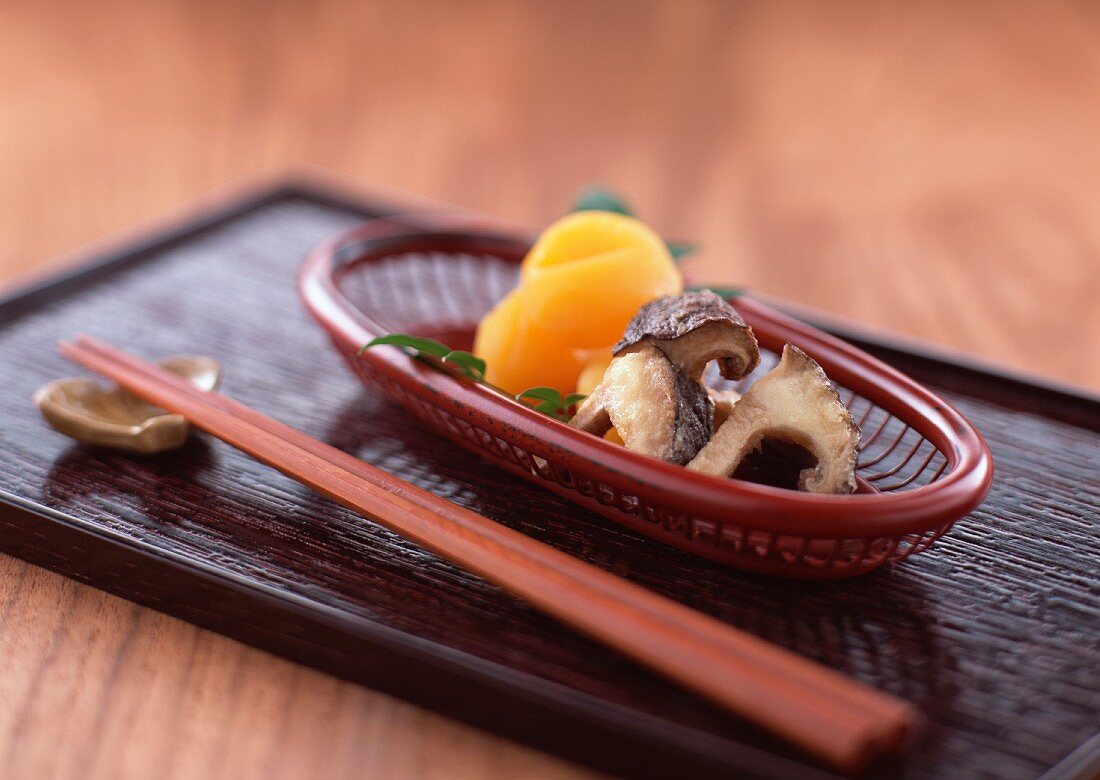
[0,184,1096,779]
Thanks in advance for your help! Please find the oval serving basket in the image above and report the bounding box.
[300,215,993,579]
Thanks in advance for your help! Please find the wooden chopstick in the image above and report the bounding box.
[71,336,913,738]
[60,336,922,772]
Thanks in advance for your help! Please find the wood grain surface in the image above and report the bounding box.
[1,2,1098,779]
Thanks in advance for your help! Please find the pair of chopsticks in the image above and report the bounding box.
[60,335,920,773]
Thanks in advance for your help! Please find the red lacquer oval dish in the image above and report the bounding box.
[299,215,993,578]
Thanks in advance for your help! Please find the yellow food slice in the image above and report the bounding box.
[522,211,664,277]
[575,350,613,396]
[519,211,682,348]
[473,289,586,396]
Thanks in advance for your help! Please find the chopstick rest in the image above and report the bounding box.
[34,355,220,453]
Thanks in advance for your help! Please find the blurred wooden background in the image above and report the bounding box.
[1,1,1098,778]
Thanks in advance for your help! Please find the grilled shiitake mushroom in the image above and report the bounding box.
[708,388,742,430]
[687,344,860,493]
[613,290,760,381]
[572,292,857,492]
[570,346,712,465]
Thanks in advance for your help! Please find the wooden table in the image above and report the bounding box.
[1,2,1097,777]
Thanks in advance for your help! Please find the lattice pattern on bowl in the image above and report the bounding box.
[302,217,993,578]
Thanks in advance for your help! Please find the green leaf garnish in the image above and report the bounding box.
[666,241,697,261]
[515,386,587,421]
[361,335,486,381]
[361,334,451,358]
[514,387,564,403]
[571,186,634,216]
[688,284,746,300]
[441,350,487,382]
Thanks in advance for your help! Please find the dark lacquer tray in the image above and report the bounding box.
[0,182,1096,780]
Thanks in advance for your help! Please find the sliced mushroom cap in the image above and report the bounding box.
[687,344,860,493]
[570,346,713,465]
[612,290,760,381]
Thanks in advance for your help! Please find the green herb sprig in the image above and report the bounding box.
[687,284,746,300]
[361,335,586,421]
[571,185,697,261]
[514,387,588,422]
[361,334,486,382]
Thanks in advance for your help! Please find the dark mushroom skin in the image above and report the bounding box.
[570,346,713,465]
[687,344,860,493]
[613,290,760,381]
